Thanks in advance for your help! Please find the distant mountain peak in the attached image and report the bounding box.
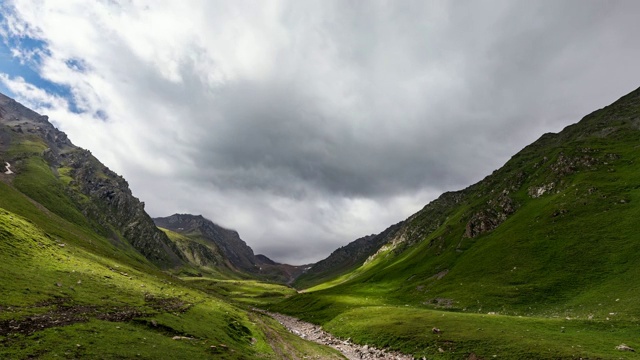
[154,213,310,283]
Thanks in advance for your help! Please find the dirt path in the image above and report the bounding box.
[258,310,414,360]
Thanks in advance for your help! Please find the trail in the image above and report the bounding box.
[258,310,414,360]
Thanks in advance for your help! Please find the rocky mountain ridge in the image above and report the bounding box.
[296,86,640,293]
[0,92,185,268]
[154,213,310,283]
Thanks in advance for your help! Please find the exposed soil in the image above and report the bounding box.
[258,310,414,360]
[0,296,191,337]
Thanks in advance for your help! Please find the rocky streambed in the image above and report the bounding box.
[259,310,414,360]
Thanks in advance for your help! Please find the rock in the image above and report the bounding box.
[153,213,308,283]
[432,327,441,334]
[172,336,193,340]
[616,344,635,352]
[464,194,516,238]
[260,309,414,359]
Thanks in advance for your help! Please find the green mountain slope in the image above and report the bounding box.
[0,93,184,268]
[293,223,403,289]
[155,214,310,284]
[159,227,244,279]
[0,93,344,359]
[0,204,341,359]
[272,87,640,358]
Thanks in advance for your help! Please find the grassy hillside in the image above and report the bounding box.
[155,214,309,284]
[269,88,640,358]
[0,204,343,359]
[0,94,344,359]
[0,165,347,359]
[160,227,246,279]
[293,225,402,289]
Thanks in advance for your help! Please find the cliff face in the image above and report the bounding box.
[0,92,184,268]
[155,214,310,283]
[154,214,256,272]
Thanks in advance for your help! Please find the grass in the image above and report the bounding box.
[12,156,92,230]
[160,228,246,279]
[185,278,297,307]
[267,89,640,358]
[4,87,640,358]
[0,205,344,359]
[324,306,640,359]
[0,132,343,359]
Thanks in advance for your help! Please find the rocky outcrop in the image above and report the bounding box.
[464,193,517,238]
[154,214,309,283]
[154,214,257,271]
[59,149,184,267]
[0,92,184,268]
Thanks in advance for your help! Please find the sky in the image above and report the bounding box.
[0,1,639,265]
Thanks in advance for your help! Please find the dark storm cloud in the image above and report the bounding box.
[181,1,640,201]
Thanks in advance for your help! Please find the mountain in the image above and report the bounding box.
[293,223,403,289]
[272,87,640,358]
[0,93,343,359]
[154,213,309,283]
[0,93,184,268]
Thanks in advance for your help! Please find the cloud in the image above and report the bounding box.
[1,0,639,264]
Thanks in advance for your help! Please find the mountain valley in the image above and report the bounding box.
[1,86,640,359]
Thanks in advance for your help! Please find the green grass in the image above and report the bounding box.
[12,156,92,229]
[4,87,640,359]
[324,306,640,359]
[0,134,342,359]
[185,278,298,307]
[160,228,246,279]
[268,90,640,358]
[0,206,344,359]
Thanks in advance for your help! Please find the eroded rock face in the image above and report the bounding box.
[154,214,310,283]
[0,92,184,269]
[464,193,516,238]
[155,214,257,271]
[61,150,185,268]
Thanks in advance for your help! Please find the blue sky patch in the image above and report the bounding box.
[0,13,81,113]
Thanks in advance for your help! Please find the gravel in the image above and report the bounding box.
[258,310,414,360]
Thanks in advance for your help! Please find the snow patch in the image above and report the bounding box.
[4,162,14,175]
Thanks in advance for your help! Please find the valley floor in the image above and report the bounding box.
[261,310,413,360]
[269,293,640,360]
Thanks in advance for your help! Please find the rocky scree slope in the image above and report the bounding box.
[0,92,184,268]
[155,214,309,283]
